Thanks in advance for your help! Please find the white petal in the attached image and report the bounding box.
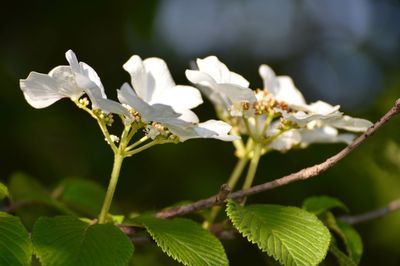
[186,69,226,108]
[196,120,239,141]
[142,57,176,101]
[20,72,67,108]
[48,66,83,99]
[122,55,150,102]
[217,83,256,103]
[275,76,307,106]
[153,85,203,111]
[259,64,278,92]
[185,69,217,89]
[20,70,84,109]
[118,83,179,123]
[259,64,306,106]
[328,115,372,132]
[300,127,355,146]
[168,119,238,142]
[302,101,340,115]
[282,110,341,127]
[176,109,199,123]
[95,98,132,118]
[269,129,301,151]
[196,56,249,87]
[65,50,106,108]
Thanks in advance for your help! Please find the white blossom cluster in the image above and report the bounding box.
[186,56,372,151]
[20,50,372,151]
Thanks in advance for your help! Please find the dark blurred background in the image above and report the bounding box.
[1,0,400,265]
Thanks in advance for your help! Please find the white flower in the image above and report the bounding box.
[186,56,256,117]
[259,64,306,107]
[119,55,238,142]
[187,57,372,151]
[258,64,372,132]
[20,50,128,116]
[123,55,202,123]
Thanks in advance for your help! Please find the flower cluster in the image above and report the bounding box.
[20,50,237,144]
[186,56,372,152]
[20,50,372,154]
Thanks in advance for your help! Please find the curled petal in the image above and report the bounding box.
[65,50,106,108]
[20,68,83,109]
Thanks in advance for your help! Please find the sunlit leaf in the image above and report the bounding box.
[32,216,134,266]
[135,216,228,266]
[226,200,331,266]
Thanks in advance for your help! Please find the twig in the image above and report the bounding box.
[156,99,400,219]
[215,184,231,203]
[339,198,400,225]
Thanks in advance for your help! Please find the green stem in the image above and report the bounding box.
[230,127,246,157]
[241,143,263,203]
[261,111,275,137]
[126,139,172,157]
[126,136,149,151]
[98,153,124,224]
[73,100,118,153]
[203,155,250,228]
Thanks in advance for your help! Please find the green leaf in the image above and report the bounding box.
[135,216,229,266]
[54,178,106,217]
[0,182,9,200]
[8,172,74,215]
[32,216,134,266]
[302,196,349,215]
[336,220,363,264]
[315,212,362,265]
[0,212,32,265]
[226,200,331,266]
[329,243,357,266]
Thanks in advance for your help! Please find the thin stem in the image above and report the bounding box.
[98,153,125,223]
[241,143,263,205]
[73,100,118,153]
[339,198,400,225]
[243,118,252,137]
[203,155,250,228]
[254,115,260,138]
[261,111,275,137]
[126,139,171,157]
[126,136,149,151]
[230,127,246,157]
[97,119,118,153]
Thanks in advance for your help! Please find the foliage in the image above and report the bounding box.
[226,200,331,266]
[135,216,228,266]
[32,216,133,266]
[0,212,32,266]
